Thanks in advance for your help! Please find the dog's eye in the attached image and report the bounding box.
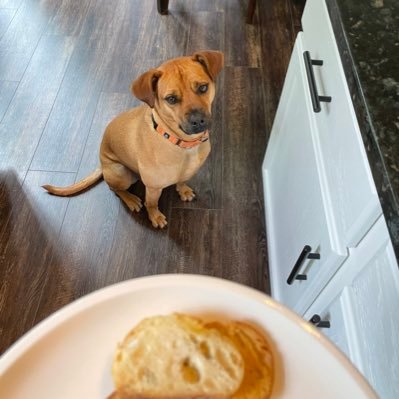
[198,84,208,94]
[165,95,178,105]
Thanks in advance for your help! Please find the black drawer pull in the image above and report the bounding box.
[286,245,321,285]
[303,51,332,113]
[310,314,331,328]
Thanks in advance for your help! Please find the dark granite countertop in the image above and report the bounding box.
[326,0,399,260]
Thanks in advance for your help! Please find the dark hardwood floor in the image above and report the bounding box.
[0,0,303,353]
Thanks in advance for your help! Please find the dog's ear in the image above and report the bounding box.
[131,69,163,108]
[192,50,224,81]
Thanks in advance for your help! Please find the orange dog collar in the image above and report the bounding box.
[151,115,209,149]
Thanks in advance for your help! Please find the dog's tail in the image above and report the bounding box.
[42,168,103,196]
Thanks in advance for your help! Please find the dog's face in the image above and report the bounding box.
[132,51,224,137]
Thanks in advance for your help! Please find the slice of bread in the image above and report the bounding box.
[111,314,245,399]
[206,321,274,399]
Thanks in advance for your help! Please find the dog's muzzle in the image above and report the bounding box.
[180,109,211,135]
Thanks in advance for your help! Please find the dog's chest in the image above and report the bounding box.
[177,147,208,181]
[147,142,210,186]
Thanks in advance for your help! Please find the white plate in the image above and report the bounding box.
[0,274,377,398]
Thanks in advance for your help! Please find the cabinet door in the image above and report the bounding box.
[304,216,399,399]
[302,0,381,247]
[262,33,346,314]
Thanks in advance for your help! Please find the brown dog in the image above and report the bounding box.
[43,51,224,228]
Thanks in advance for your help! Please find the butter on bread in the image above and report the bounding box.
[111,314,245,399]
[109,313,274,399]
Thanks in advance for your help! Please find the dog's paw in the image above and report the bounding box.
[148,209,168,229]
[128,194,143,212]
[176,184,196,202]
[116,191,143,212]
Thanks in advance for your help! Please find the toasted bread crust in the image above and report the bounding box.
[206,321,274,399]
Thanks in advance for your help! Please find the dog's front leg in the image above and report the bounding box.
[145,187,167,228]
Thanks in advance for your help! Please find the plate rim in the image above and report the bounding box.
[0,274,376,397]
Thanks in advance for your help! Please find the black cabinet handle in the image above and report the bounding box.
[310,314,331,328]
[303,51,332,113]
[286,245,320,285]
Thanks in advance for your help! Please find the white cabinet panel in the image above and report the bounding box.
[301,0,381,247]
[304,216,399,399]
[349,239,399,399]
[311,288,352,359]
[263,33,346,314]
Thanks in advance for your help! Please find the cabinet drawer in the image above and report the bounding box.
[305,288,354,361]
[263,33,346,315]
[302,0,381,247]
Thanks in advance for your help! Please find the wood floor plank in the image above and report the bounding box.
[0,170,74,353]
[224,0,261,67]
[222,67,267,204]
[258,0,296,128]
[0,8,16,40]
[33,182,121,323]
[138,5,190,60]
[0,0,23,8]
[46,0,93,36]
[289,0,305,39]
[0,80,18,121]
[221,204,268,291]
[221,66,269,291]
[166,209,222,275]
[32,92,133,322]
[0,34,75,173]
[96,198,173,284]
[101,1,151,93]
[0,0,62,81]
[23,171,75,233]
[30,0,144,172]
[29,40,106,172]
[186,11,224,54]
[169,0,224,12]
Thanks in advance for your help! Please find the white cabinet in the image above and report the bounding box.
[301,0,382,247]
[304,216,399,399]
[263,33,346,315]
[262,0,399,397]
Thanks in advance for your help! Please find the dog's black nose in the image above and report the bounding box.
[186,110,210,134]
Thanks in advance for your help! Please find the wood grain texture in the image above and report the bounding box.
[221,66,268,290]
[0,0,23,8]
[0,0,62,81]
[46,0,93,36]
[224,0,261,67]
[223,67,267,204]
[168,0,224,12]
[0,8,16,39]
[140,8,190,60]
[33,93,133,320]
[31,0,133,172]
[0,34,75,173]
[166,209,222,274]
[289,0,305,38]
[0,0,304,352]
[0,170,74,353]
[259,0,299,134]
[0,80,17,121]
